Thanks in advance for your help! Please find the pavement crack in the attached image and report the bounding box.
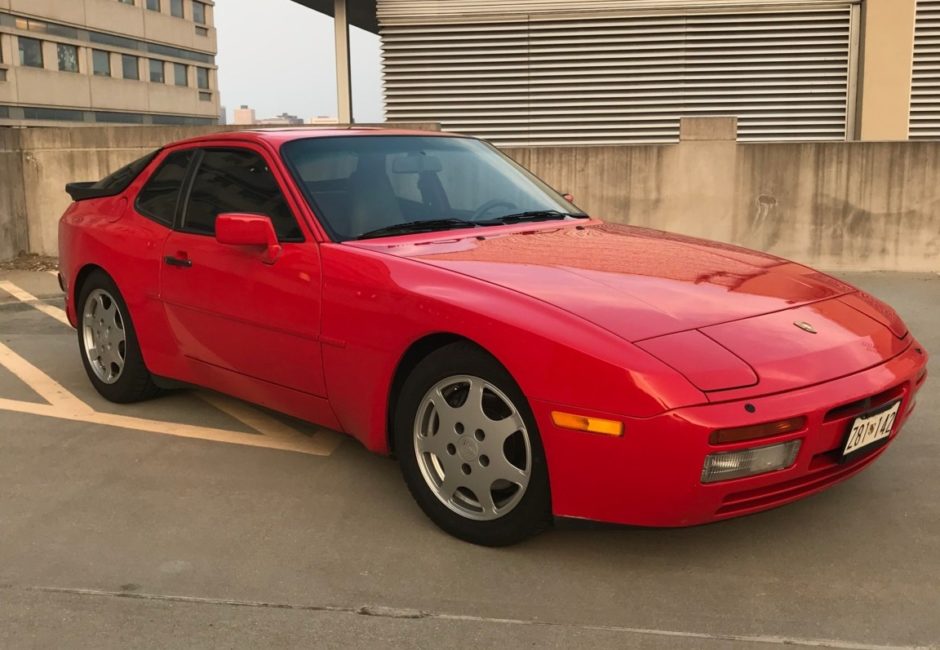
[12,585,932,650]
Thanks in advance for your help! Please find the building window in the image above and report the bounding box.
[122,54,139,80]
[199,91,211,101]
[196,67,209,90]
[195,26,208,37]
[192,1,206,25]
[149,59,164,83]
[92,49,111,76]
[57,43,79,72]
[94,111,144,124]
[118,0,135,5]
[173,62,187,86]
[170,0,183,18]
[24,106,86,122]
[146,0,161,10]
[18,37,44,68]
[0,70,6,82]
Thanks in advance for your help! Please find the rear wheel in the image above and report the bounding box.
[77,270,160,403]
[395,342,551,546]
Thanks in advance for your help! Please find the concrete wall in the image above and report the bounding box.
[0,128,28,259]
[0,123,440,260]
[1,120,938,272]
[504,119,940,273]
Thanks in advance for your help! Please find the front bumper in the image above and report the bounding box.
[534,340,928,527]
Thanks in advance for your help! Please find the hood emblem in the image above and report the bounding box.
[794,321,817,334]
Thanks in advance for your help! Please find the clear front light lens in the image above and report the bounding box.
[702,440,801,483]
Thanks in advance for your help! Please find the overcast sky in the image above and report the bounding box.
[214,0,384,123]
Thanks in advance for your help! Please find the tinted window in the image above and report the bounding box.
[92,49,111,76]
[18,37,43,67]
[192,1,206,24]
[93,149,161,193]
[149,59,164,83]
[173,62,187,86]
[136,150,193,225]
[281,136,583,241]
[57,43,79,72]
[122,54,139,80]
[183,149,302,241]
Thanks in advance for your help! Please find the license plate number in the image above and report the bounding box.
[842,401,901,458]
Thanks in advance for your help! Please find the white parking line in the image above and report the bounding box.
[0,340,91,414]
[197,391,344,456]
[0,281,70,326]
[0,277,343,456]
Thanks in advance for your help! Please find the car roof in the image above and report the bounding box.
[171,127,463,148]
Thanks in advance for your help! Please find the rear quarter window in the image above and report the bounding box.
[94,150,161,194]
[135,150,195,226]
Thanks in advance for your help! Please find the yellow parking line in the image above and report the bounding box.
[0,340,91,413]
[0,397,333,455]
[0,281,70,326]
[197,391,344,456]
[0,275,343,456]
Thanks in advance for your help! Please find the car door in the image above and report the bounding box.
[160,144,326,397]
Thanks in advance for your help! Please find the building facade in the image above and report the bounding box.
[0,0,219,126]
[298,0,939,146]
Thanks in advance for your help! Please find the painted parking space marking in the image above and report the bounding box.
[0,278,343,456]
[0,280,70,326]
[197,391,344,456]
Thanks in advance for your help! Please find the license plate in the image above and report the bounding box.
[842,400,901,458]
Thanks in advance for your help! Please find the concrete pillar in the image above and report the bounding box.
[41,41,57,71]
[334,0,353,123]
[856,0,918,141]
[668,117,740,244]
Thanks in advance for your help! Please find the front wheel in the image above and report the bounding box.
[394,342,551,546]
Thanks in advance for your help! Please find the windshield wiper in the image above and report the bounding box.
[477,210,587,225]
[356,218,478,240]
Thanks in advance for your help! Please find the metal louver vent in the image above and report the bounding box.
[911,0,940,139]
[380,3,858,146]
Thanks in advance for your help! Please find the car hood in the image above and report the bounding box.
[352,222,855,342]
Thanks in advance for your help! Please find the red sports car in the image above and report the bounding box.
[59,128,928,545]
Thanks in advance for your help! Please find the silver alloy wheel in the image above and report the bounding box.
[81,288,127,385]
[414,375,531,521]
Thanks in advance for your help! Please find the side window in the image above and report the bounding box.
[183,148,303,241]
[135,150,194,226]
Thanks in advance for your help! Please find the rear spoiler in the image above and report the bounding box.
[65,148,162,202]
[65,182,122,202]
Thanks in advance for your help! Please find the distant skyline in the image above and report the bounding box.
[215,0,384,123]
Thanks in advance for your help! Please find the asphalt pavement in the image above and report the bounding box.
[0,270,937,650]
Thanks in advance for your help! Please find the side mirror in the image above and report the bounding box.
[215,213,282,265]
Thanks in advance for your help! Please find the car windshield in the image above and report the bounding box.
[280,135,586,241]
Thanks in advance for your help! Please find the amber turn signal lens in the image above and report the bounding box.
[710,417,806,445]
[551,411,624,437]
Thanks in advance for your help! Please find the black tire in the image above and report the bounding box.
[76,270,161,404]
[394,341,552,546]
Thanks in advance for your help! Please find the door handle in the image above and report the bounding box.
[164,255,192,268]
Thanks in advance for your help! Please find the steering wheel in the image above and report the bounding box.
[470,199,517,221]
